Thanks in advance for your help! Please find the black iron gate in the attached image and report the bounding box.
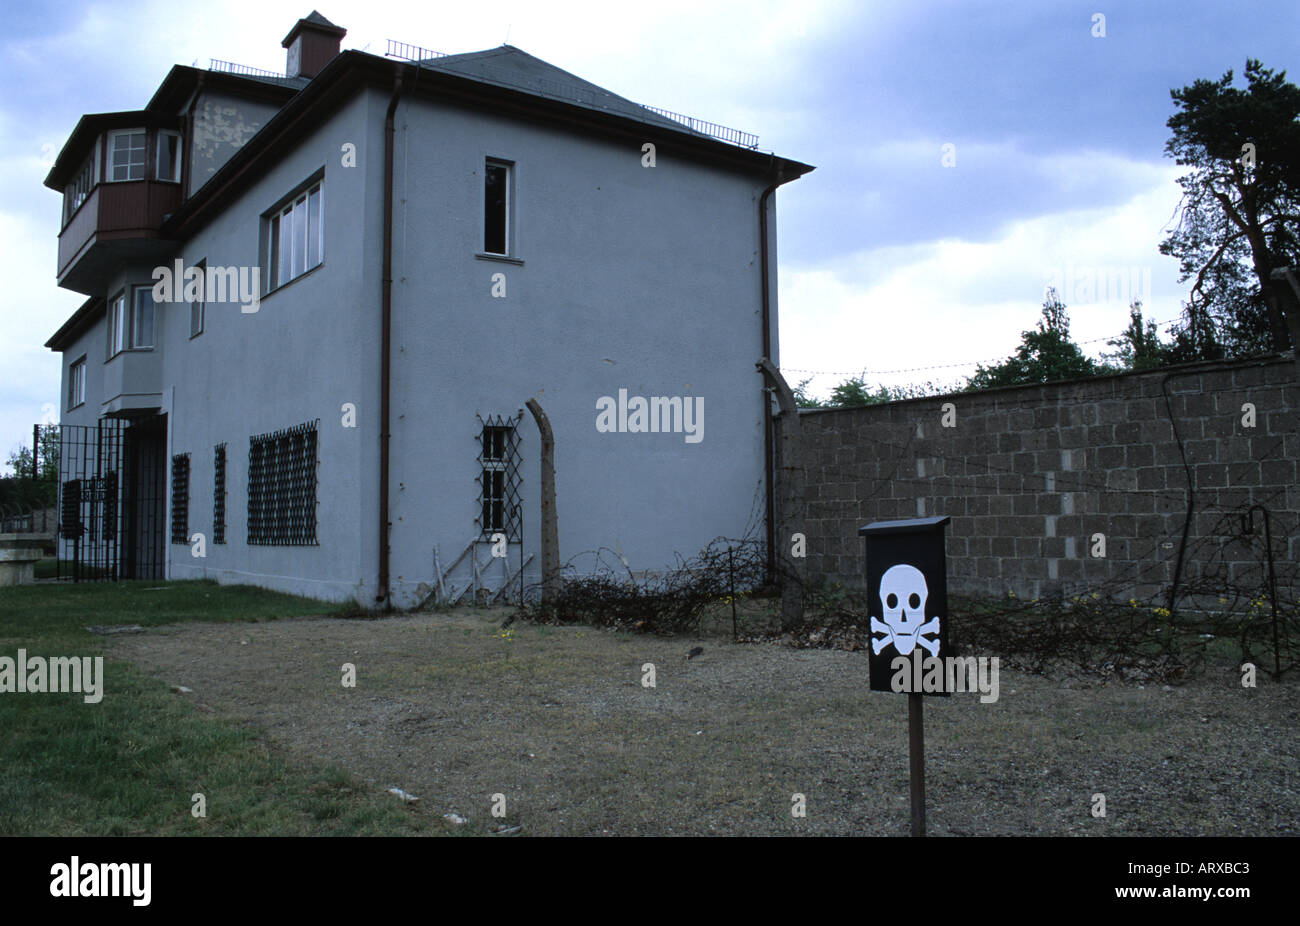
[56,414,166,581]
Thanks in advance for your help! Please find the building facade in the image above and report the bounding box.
[44,13,813,606]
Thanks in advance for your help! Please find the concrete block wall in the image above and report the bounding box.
[794,354,1298,604]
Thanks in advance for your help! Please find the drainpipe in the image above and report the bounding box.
[378,72,404,604]
[759,173,784,579]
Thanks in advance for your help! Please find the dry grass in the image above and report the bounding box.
[103,606,1299,836]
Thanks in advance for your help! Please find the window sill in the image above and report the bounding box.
[262,262,324,302]
[475,252,524,266]
[105,347,153,362]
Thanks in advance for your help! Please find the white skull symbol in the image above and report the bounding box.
[875,563,939,656]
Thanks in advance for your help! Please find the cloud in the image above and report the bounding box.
[779,165,1187,398]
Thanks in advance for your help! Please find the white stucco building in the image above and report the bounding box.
[43,12,813,606]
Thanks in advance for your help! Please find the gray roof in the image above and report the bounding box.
[414,45,717,140]
[303,10,341,29]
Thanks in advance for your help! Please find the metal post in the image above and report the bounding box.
[33,424,40,480]
[728,546,738,641]
[908,692,925,837]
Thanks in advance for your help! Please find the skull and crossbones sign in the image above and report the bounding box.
[870,563,941,656]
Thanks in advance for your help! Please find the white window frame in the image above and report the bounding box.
[483,158,512,256]
[266,179,324,291]
[108,291,127,357]
[68,356,86,410]
[63,149,98,224]
[106,128,147,182]
[156,130,183,183]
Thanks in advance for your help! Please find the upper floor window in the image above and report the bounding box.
[132,286,155,348]
[267,180,323,291]
[109,291,127,356]
[157,130,182,183]
[484,159,512,256]
[68,356,86,410]
[107,129,147,182]
[108,288,155,357]
[63,154,96,223]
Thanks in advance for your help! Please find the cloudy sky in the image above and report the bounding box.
[1,0,1296,471]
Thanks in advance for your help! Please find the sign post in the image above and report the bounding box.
[859,516,951,837]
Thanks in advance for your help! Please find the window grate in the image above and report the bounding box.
[102,471,117,541]
[61,479,83,539]
[170,454,190,544]
[213,443,227,544]
[476,413,523,542]
[248,421,318,545]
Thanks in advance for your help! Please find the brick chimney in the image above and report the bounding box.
[282,11,346,79]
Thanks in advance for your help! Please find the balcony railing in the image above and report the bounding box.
[57,181,183,292]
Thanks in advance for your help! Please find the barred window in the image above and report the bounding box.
[248,421,318,545]
[477,414,522,541]
[170,454,190,544]
[102,471,117,541]
[213,443,226,544]
[61,479,83,539]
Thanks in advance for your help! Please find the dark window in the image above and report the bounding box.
[484,160,510,255]
[170,453,190,544]
[213,443,226,544]
[131,286,155,348]
[68,357,86,409]
[477,415,521,540]
[191,260,205,337]
[247,421,318,545]
[157,131,182,183]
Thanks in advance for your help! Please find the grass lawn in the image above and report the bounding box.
[0,579,453,836]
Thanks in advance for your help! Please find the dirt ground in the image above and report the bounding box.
[105,608,1299,836]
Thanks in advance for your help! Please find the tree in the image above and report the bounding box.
[4,425,59,481]
[1160,59,1300,358]
[792,377,825,409]
[1102,300,1171,371]
[965,289,1100,390]
[0,425,60,516]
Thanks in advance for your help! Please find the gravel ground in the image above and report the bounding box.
[105,607,1299,836]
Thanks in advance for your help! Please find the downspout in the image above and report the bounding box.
[759,173,784,579]
[378,72,404,604]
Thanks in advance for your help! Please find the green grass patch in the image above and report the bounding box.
[0,579,453,836]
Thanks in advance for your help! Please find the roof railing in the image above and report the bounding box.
[209,59,287,79]
[385,40,449,63]
[640,106,759,149]
[384,38,759,150]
